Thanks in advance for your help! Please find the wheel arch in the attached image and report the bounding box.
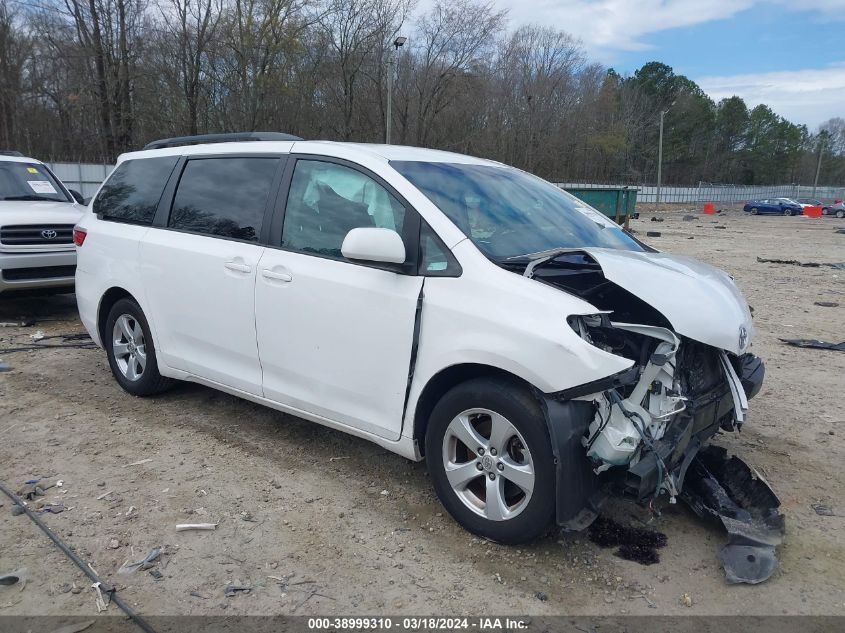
[97,286,138,345]
[411,363,539,457]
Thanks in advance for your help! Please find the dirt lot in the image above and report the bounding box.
[1,208,844,621]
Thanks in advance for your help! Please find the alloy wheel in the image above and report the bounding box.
[112,314,146,381]
[441,408,535,521]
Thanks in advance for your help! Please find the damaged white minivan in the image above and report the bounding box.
[75,133,765,545]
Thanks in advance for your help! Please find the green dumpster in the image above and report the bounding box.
[563,186,639,223]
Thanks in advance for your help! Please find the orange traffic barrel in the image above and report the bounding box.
[703,202,715,215]
[804,205,822,217]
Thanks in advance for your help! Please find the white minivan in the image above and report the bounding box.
[75,133,765,544]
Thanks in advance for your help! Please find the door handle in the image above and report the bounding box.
[224,261,251,273]
[262,268,292,282]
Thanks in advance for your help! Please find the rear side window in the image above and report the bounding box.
[94,156,178,225]
[168,157,279,242]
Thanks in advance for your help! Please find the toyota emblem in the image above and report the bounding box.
[41,229,58,240]
[738,326,748,351]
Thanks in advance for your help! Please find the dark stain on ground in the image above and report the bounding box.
[588,516,667,565]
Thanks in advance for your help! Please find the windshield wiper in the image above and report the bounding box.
[1,195,63,202]
[505,247,583,278]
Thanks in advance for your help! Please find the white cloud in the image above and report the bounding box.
[696,63,845,129]
[411,1,845,62]
[490,0,753,61]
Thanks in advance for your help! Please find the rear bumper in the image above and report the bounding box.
[0,250,77,294]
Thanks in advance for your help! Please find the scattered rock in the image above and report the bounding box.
[682,215,697,221]
[646,231,661,237]
[108,538,120,549]
[650,217,664,222]
[681,593,693,607]
[534,591,548,602]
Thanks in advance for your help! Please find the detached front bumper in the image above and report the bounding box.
[0,250,77,294]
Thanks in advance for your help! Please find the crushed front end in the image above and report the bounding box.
[565,314,765,504]
[514,248,782,582]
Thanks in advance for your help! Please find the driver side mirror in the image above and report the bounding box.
[69,189,85,205]
[341,227,406,264]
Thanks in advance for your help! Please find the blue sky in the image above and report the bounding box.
[415,1,845,130]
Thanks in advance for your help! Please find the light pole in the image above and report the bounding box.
[656,101,674,206]
[812,134,826,198]
[386,36,406,145]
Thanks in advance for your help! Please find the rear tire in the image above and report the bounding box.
[425,378,556,544]
[105,298,172,396]
[783,208,792,216]
[837,210,845,219]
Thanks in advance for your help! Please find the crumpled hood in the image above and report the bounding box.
[0,200,84,227]
[580,247,754,355]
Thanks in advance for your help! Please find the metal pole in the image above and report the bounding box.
[386,53,394,144]
[812,138,824,198]
[656,110,665,205]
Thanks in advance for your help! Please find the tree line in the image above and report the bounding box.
[1,0,843,187]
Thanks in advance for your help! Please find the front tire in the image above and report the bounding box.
[837,209,845,219]
[105,298,172,396]
[750,207,759,215]
[783,208,793,216]
[425,378,556,544]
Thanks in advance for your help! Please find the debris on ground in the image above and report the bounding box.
[681,592,693,607]
[0,362,11,372]
[117,547,161,575]
[224,584,251,597]
[757,256,845,269]
[176,522,218,531]
[47,620,95,633]
[588,516,667,565]
[36,503,66,514]
[534,591,548,602]
[650,217,664,222]
[714,225,727,229]
[149,569,163,581]
[122,458,152,468]
[0,568,27,589]
[683,215,697,221]
[682,446,785,585]
[780,338,845,352]
[646,231,661,237]
[814,301,839,307]
[812,504,837,517]
[91,582,109,613]
[29,330,45,341]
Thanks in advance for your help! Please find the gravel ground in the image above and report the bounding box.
[0,208,843,620]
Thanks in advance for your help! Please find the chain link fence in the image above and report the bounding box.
[40,161,845,206]
[556,181,845,205]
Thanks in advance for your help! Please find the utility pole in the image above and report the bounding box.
[656,101,675,206]
[812,134,826,198]
[386,36,406,144]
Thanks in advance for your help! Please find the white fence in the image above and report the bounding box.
[45,162,114,199]
[557,182,845,204]
[43,161,845,205]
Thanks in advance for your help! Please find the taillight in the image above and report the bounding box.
[73,228,87,246]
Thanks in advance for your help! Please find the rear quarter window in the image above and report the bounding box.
[94,156,179,225]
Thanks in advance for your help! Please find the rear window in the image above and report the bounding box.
[94,156,179,225]
[0,162,70,203]
[168,157,279,242]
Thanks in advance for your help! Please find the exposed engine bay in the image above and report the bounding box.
[507,248,782,583]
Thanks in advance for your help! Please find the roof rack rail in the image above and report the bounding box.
[143,132,303,151]
[0,150,24,157]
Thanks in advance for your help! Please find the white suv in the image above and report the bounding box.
[0,152,86,295]
[75,133,765,543]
